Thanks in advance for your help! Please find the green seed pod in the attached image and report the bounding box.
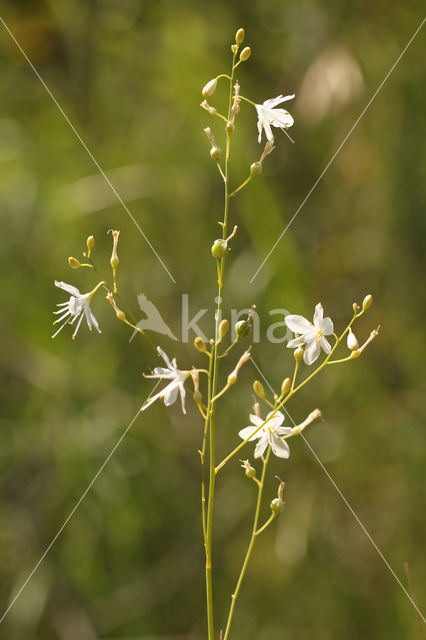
[235,28,245,45]
[235,320,251,338]
[210,146,221,160]
[250,162,262,177]
[226,122,235,135]
[211,239,228,259]
[270,498,285,515]
[245,466,256,479]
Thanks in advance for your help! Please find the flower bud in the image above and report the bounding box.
[235,319,250,338]
[202,78,218,97]
[210,146,221,160]
[231,44,238,54]
[194,336,206,352]
[353,302,360,312]
[226,122,235,135]
[68,256,81,269]
[86,235,95,254]
[347,328,359,351]
[253,380,266,400]
[362,294,373,311]
[219,319,229,339]
[294,346,304,362]
[235,28,245,45]
[270,498,285,515]
[239,47,252,62]
[250,162,262,177]
[281,377,291,396]
[211,239,228,259]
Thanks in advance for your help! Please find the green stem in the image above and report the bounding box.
[204,51,237,640]
[223,448,272,640]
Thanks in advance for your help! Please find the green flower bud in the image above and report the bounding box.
[270,498,285,515]
[362,294,373,311]
[86,235,95,250]
[194,336,206,352]
[294,346,304,362]
[235,28,245,45]
[235,319,251,338]
[281,377,291,396]
[211,239,228,259]
[239,47,252,62]
[253,380,266,399]
[250,162,262,177]
[219,319,229,339]
[68,256,81,269]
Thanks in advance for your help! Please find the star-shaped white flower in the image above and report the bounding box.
[256,94,295,143]
[52,280,102,339]
[285,303,334,365]
[238,411,293,459]
[141,347,190,414]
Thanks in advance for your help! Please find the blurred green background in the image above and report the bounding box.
[0,1,425,638]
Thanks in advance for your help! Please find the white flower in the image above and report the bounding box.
[238,411,293,459]
[239,409,322,459]
[52,280,102,339]
[285,303,334,365]
[142,347,190,414]
[256,94,295,143]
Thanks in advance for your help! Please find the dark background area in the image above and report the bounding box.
[0,1,425,638]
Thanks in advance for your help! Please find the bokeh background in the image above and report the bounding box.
[0,1,425,638]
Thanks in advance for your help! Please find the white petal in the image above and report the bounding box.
[313,303,324,327]
[263,94,295,108]
[269,109,294,129]
[320,316,334,335]
[90,310,101,334]
[156,346,173,370]
[287,336,304,349]
[84,304,93,330]
[178,383,186,414]
[163,381,179,406]
[249,414,264,427]
[270,433,290,459]
[254,433,269,458]
[54,280,81,297]
[239,426,261,442]
[257,118,263,143]
[263,120,274,143]
[304,339,320,365]
[265,411,285,428]
[319,335,332,354]
[285,314,312,334]
[275,426,293,436]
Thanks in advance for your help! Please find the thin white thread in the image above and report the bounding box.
[0,16,176,284]
[0,381,161,625]
[250,357,425,622]
[250,16,426,283]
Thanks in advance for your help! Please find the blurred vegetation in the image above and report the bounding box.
[0,1,425,638]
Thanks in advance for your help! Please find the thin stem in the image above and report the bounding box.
[229,175,252,197]
[223,448,271,640]
[204,51,237,640]
[239,94,257,108]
